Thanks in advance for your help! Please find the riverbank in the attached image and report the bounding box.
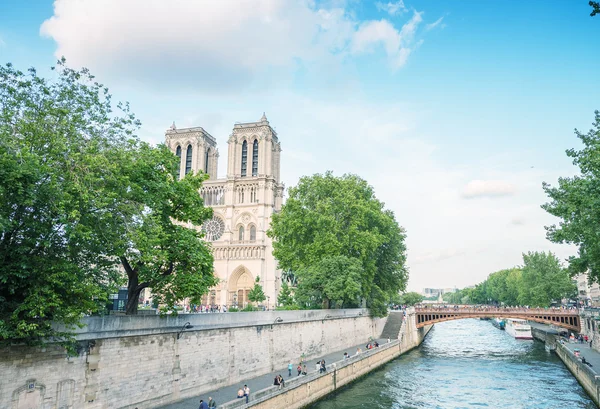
[158,310,432,409]
[531,322,600,407]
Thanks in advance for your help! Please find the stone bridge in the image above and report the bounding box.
[415,306,581,332]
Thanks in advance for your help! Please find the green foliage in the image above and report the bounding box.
[543,111,600,283]
[248,276,266,305]
[277,281,295,307]
[450,252,575,307]
[106,142,217,315]
[228,307,239,312]
[0,60,216,343]
[591,1,600,16]
[241,305,258,312]
[518,252,576,306]
[294,256,363,309]
[0,61,134,342]
[400,292,424,306]
[268,172,408,317]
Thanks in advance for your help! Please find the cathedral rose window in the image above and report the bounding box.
[202,216,225,241]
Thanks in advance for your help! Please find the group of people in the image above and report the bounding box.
[196,397,216,409]
[273,374,286,389]
[292,362,308,376]
[236,385,251,403]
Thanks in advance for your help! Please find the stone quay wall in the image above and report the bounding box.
[0,309,387,409]
[555,342,600,407]
[219,308,432,409]
[531,324,600,407]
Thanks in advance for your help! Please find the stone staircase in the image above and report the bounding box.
[381,311,405,340]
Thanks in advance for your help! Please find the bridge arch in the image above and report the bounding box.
[415,307,580,333]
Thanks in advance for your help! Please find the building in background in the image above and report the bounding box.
[165,113,284,308]
[576,273,600,307]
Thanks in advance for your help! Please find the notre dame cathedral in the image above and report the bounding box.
[165,113,284,308]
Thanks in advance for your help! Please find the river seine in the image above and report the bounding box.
[310,319,595,409]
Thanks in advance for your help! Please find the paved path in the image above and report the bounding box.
[158,338,387,409]
[529,321,600,371]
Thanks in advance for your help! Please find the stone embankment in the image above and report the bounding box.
[216,309,431,409]
[531,323,600,407]
[0,308,430,409]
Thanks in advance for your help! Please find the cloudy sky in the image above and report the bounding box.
[1,0,599,291]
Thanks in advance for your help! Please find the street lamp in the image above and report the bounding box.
[274,317,283,323]
[177,322,194,340]
[267,296,270,310]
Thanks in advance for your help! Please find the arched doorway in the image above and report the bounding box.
[228,266,254,307]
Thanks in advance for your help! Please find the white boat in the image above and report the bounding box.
[505,318,533,340]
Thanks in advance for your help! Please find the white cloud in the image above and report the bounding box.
[40,0,427,89]
[351,11,423,69]
[461,180,516,199]
[375,1,407,16]
[425,16,445,31]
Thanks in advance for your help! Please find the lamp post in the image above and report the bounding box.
[267,296,270,311]
[177,322,194,340]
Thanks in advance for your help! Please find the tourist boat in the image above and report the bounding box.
[505,318,533,339]
[492,318,505,330]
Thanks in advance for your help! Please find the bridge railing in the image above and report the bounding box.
[414,306,579,315]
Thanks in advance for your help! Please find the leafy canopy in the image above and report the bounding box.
[268,172,408,316]
[0,61,137,341]
[0,60,216,343]
[400,292,424,306]
[543,111,600,282]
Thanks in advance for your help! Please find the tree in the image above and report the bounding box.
[268,172,408,317]
[277,282,295,307]
[591,1,600,16]
[400,292,424,306]
[543,111,600,282]
[102,142,217,315]
[248,277,266,306]
[0,60,217,346]
[0,61,136,342]
[294,255,363,309]
[518,251,576,307]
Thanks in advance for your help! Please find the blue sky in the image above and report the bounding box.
[1,0,599,291]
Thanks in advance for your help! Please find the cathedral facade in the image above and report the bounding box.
[165,114,284,308]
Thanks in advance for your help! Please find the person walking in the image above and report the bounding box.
[243,384,250,403]
[288,361,293,377]
[302,364,307,375]
[198,399,208,409]
[297,364,302,376]
[208,397,216,408]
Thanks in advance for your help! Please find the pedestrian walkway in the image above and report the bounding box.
[158,338,387,409]
[529,321,600,371]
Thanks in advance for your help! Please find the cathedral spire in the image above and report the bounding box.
[170,121,176,130]
[260,112,268,122]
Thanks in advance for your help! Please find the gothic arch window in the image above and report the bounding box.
[185,144,193,175]
[241,140,248,177]
[175,145,182,178]
[252,139,259,176]
[205,148,210,174]
[238,225,245,241]
[250,225,256,241]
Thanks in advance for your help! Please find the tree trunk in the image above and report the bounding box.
[126,271,140,315]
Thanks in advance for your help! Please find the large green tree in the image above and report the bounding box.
[518,251,576,307]
[101,142,217,315]
[0,61,216,343]
[268,172,408,316]
[248,277,266,306]
[591,1,600,16]
[0,61,135,341]
[542,111,600,282]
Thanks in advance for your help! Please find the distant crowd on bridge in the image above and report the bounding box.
[415,304,580,314]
